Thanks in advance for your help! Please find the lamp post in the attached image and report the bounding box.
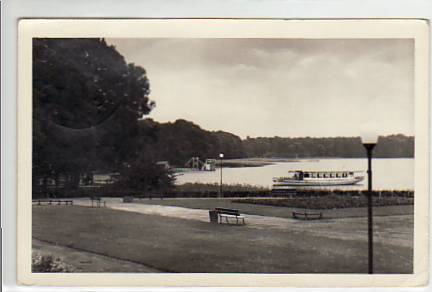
[219,153,224,198]
[361,133,378,274]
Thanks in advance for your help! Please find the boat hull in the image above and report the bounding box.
[272,176,364,187]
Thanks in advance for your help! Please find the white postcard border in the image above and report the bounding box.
[17,19,430,287]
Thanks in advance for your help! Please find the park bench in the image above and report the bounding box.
[292,211,323,220]
[32,199,73,206]
[215,207,245,225]
[90,196,106,208]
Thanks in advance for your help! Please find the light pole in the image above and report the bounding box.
[361,133,378,274]
[219,153,224,198]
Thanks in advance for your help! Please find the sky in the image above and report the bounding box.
[107,38,414,138]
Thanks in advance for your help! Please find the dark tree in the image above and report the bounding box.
[33,38,154,191]
[135,119,247,167]
[115,151,176,195]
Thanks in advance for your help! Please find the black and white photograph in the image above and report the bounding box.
[15,19,429,287]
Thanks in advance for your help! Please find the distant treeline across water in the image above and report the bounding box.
[141,119,414,165]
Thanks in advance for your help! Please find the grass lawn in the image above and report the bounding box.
[33,205,412,273]
[137,198,414,219]
[33,239,159,273]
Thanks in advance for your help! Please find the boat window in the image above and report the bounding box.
[304,173,310,178]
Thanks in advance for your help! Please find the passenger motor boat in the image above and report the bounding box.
[272,170,364,188]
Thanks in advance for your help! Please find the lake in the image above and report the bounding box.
[175,158,414,191]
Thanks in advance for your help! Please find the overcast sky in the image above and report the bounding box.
[107,38,414,138]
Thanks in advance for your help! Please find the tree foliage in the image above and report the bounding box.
[33,38,154,189]
[136,119,246,166]
[243,135,414,158]
[115,151,176,194]
[137,119,414,167]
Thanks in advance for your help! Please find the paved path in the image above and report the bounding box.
[72,198,413,248]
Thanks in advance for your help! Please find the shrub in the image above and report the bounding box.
[32,253,75,273]
[232,194,414,210]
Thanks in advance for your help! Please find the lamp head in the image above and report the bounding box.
[361,133,378,145]
[360,132,378,152]
[219,153,224,158]
[360,125,379,145]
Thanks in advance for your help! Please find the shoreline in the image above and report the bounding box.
[214,157,414,168]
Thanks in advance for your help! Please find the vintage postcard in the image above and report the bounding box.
[17,19,429,287]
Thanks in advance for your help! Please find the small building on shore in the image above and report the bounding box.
[202,159,216,171]
[156,161,171,170]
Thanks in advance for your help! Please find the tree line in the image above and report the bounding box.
[243,134,414,159]
[138,118,414,166]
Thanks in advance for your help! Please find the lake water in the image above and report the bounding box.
[175,158,414,191]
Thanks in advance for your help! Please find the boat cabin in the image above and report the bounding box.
[289,170,355,180]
